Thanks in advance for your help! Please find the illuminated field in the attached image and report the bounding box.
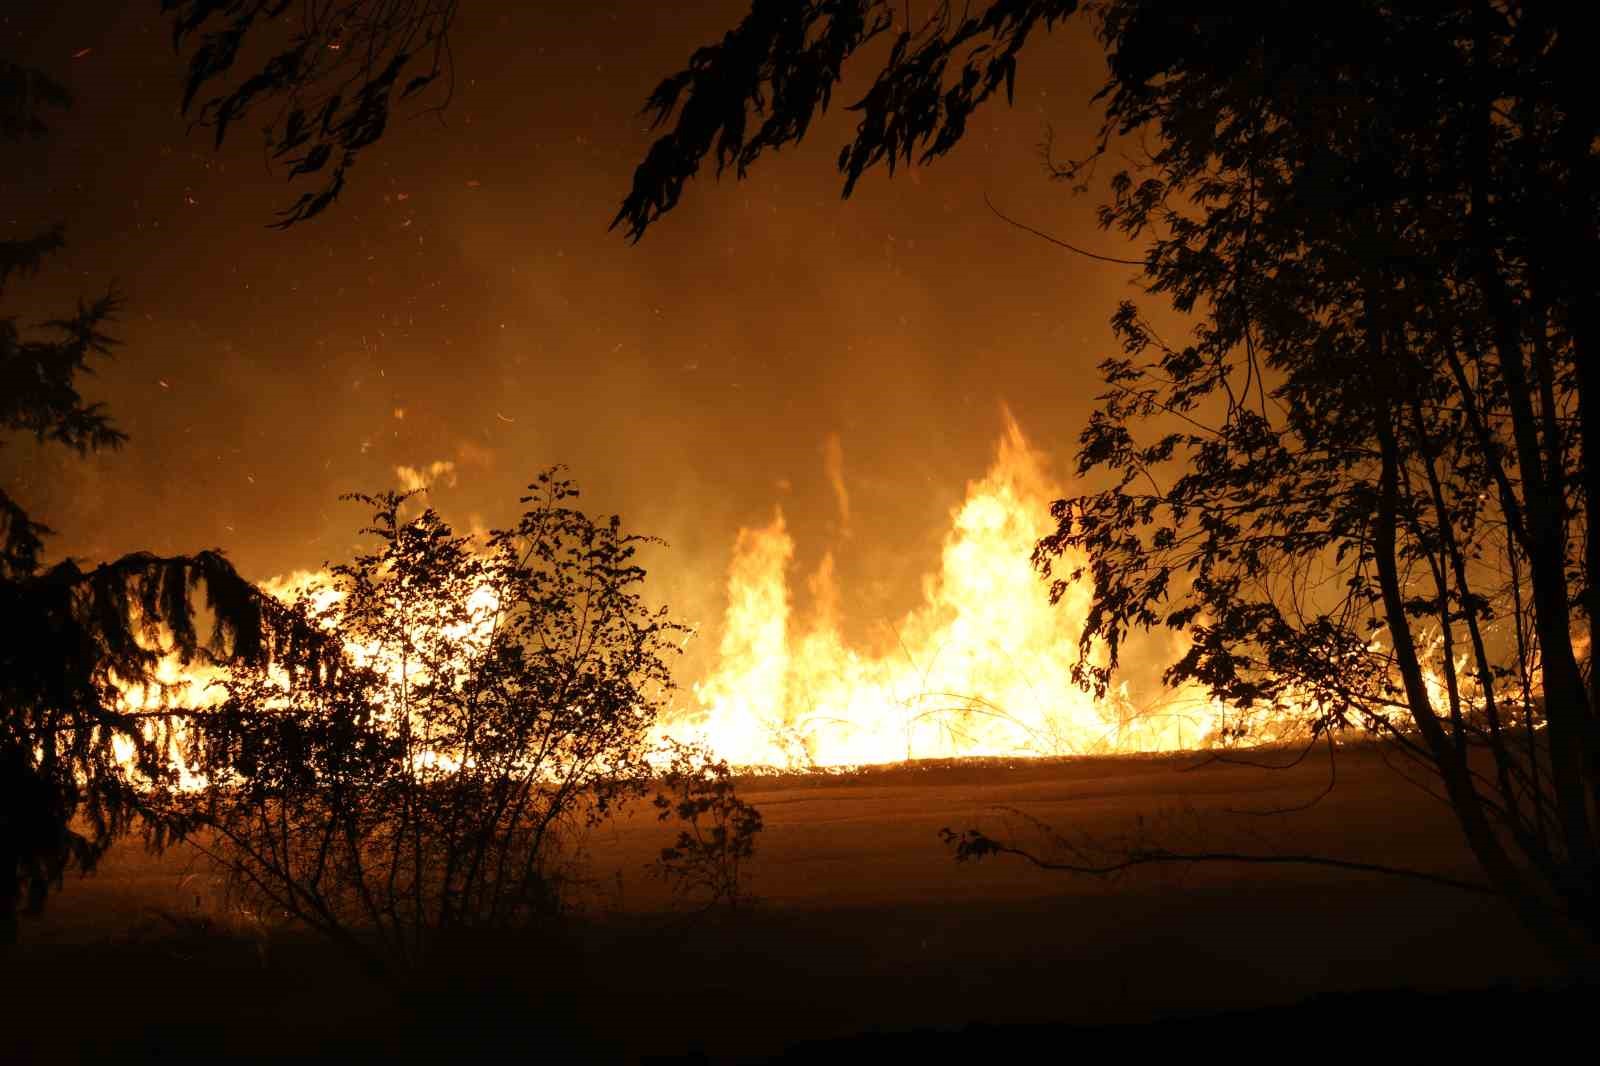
[14,745,1551,1061]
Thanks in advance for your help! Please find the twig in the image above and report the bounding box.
[984,191,1145,265]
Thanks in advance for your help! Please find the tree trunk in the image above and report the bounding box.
[1375,403,1591,971]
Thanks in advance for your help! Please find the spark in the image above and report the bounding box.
[495,412,515,423]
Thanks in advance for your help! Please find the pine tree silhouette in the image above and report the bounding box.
[0,58,281,942]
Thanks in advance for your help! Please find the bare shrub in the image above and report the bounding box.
[169,470,683,979]
[650,740,764,912]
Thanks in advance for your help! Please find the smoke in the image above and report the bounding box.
[823,432,851,539]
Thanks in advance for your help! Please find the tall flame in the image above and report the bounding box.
[664,415,1238,768]
[109,416,1343,781]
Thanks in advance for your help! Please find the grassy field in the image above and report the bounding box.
[2,743,1567,1061]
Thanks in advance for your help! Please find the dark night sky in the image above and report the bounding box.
[4,2,1167,675]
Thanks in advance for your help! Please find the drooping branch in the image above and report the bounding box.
[163,0,459,227]
[940,825,1498,897]
[614,0,1082,242]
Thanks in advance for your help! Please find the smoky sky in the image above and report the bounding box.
[4,2,1171,676]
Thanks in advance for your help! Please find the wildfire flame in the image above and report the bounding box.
[660,415,1253,768]
[108,415,1370,782]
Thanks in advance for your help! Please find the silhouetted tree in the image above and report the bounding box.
[167,475,688,978]
[163,0,458,226]
[1,58,281,943]
[620,1,1600,972]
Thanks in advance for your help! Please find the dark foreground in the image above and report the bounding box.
[2,746,1574,1061]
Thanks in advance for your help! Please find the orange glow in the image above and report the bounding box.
[107,652,224,791]
[105,567,497,788]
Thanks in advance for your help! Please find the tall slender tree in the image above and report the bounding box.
[617,0,1600,970]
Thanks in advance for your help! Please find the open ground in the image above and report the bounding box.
[4,743,1562,1061]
